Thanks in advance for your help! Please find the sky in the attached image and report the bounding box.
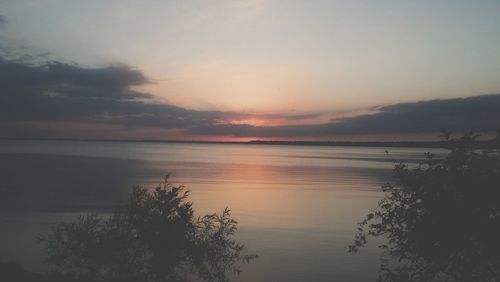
[1,0,500,141]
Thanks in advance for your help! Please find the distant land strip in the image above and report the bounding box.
[1,137,500,149]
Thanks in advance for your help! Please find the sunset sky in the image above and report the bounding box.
[1,0,500,141]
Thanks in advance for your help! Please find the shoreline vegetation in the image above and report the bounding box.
[350,132,500,281]
[2,136,500,149]
[1,177,257,282]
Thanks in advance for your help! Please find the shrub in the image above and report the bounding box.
[42,176,257,282]
[350,132,500,281]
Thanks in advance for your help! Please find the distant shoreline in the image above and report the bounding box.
[1,137,499,149]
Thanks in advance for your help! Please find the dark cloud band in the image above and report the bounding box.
[0,56,226,128]
[189,94,500,137]
[1,55,499,139]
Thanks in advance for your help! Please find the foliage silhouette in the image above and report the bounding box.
[350,132,500,281]
[41,176,257,282]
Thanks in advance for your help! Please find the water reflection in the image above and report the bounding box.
[0,140,447,281]
[0,154,146,212]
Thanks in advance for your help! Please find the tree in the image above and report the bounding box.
[350,132,500,281]
[41,176,257,282]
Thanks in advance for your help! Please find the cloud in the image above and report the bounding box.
[0,55,228,128]
[0,54,332,134]
[1,54,499,140]
[0,14,5,26]
[188,94,500,137]
[334,95,500,134]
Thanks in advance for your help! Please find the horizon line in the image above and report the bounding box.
[1,137,499,149]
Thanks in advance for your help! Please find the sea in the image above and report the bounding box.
[0,139,447,281]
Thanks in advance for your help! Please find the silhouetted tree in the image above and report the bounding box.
[41,176,257,282]
[350,132,500,282]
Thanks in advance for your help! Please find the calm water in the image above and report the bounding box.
[0,140,446,281]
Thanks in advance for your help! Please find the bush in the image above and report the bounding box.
[350,132,500,281]
[41,176,257,282]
